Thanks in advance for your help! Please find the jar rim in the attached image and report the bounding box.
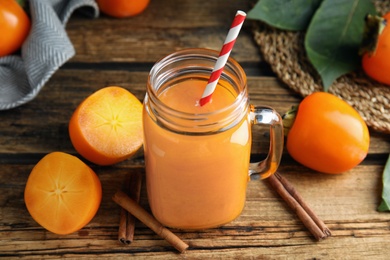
[145,48,249,134]
[147,48,247,118]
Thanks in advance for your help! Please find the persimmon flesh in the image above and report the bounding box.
[24,152,102,235]
[69,86,143,166]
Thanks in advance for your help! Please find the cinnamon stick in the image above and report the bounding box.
[268,172,332,241]
[112,190,189,253]
[118,172,142,244]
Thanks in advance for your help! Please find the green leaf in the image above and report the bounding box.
[378,154,390,212]
[247,0,323,31]
[304,0,377,90]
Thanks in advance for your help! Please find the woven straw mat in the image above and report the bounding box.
[252,1,390,134]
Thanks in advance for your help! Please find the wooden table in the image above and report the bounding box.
[1,0,390,259]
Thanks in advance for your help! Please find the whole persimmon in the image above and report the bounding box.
[97,0,150,18]
[0,0,31,57]
[362,12,390,85]
[284,92,370,174]
[24,152,102,235]
[69,86,143,166]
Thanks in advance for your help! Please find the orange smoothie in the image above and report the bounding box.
[143,78,251,229]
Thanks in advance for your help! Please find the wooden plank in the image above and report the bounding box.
[1,163,389,258]
[66,0,260,63]
[0,70,388,155]
[1,0,389,258]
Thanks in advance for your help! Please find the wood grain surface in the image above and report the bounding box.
[1,0,389,259]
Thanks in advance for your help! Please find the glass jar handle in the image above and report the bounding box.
[249,105,284,179]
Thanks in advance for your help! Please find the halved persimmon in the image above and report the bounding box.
[24,152,102,235]
[69,86,143,166]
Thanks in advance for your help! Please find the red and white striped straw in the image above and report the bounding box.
[199,10,246,106]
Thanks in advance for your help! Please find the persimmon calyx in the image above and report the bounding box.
[16,0,27,8]
[282,105,298,137]
[360,14,387,56]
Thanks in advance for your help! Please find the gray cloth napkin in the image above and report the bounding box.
[0,0,99,110]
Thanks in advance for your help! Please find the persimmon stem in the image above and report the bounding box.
[282,105,298,136]
[360,14,387,56]
[16,0,27,9]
